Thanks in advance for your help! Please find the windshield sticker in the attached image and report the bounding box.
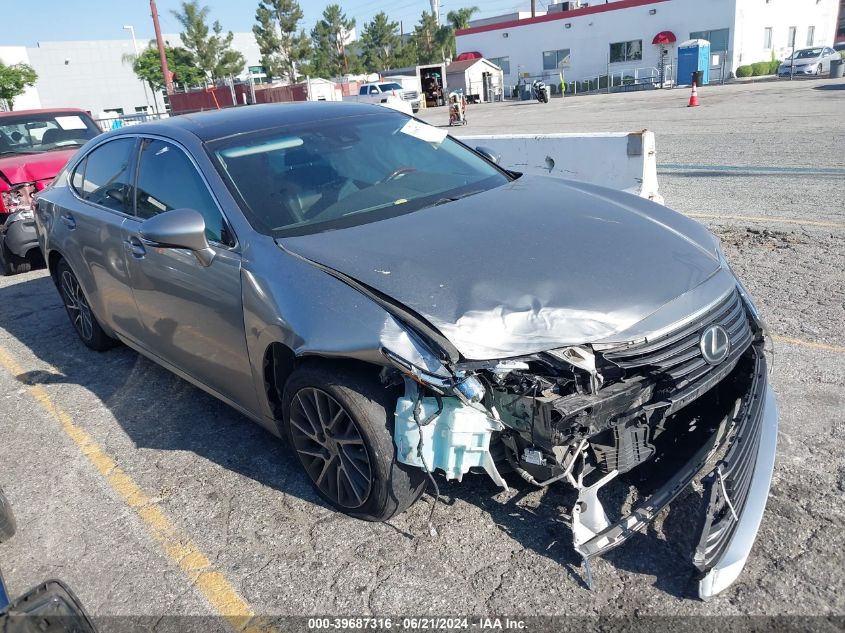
[55,115,88,130]
[399,120,447,146]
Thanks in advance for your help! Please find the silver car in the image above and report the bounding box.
[34,103,777,599]
[778,46,841,76]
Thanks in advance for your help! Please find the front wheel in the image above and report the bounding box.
[1,240,31,276]
[817,63,823,75]
[282,363,426,522]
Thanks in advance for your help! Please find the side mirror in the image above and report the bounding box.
[139,208,215,267]
[475,146,501,165]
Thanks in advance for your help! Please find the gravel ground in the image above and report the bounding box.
[0,78,842,627]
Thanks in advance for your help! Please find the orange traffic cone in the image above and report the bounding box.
[688,82,699,107]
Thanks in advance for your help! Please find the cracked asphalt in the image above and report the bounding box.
[0,78,842,625]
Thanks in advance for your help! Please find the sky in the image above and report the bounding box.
[0,0,536,47]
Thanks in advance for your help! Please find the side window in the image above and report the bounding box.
[73,138,135,212]
[134,138,231,246]
[369,85,379,94]
[358,86,368,96]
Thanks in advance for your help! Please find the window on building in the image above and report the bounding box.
[609,40,642,64]
[806,26,815,46]
[763,27,773,49]
[542,49,571,70]
[788,26,797,48]
[488,56,511,74]
[689,28,730,52]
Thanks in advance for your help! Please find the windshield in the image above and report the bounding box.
[210,111,510,237]
[792,48,823,59]
[0,112,100,157]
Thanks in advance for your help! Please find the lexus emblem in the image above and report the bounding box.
[700,325,731,365]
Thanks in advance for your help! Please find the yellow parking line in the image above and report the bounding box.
[685,213,845,229]
[772,335,845,354]
[0,346,275,633]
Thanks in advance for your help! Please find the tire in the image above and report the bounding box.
[0,486,16,543]
[282,362,426,522]
[1,240,31,276]
[56,259,114,351]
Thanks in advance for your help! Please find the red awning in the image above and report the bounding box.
[652,31,676,45]
[455,51,483,61]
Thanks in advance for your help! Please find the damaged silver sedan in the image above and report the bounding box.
[34,103,777,600]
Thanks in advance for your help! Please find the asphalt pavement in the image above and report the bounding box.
[0,78,842,628]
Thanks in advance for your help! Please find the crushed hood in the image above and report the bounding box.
[279,176,722,360]
[0,149,78,187]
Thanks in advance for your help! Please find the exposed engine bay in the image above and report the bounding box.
[382,287,770,588]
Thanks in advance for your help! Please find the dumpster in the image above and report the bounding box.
[678,39,711,86]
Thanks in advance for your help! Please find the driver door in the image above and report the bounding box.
[122,137,256,410]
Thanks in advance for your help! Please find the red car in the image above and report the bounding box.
[0,108,101,274]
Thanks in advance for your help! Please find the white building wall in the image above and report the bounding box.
[0,46,42,111]
[456,0,839,87]
[732,0,839,66]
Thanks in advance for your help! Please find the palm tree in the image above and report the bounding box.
[446,6,479,31]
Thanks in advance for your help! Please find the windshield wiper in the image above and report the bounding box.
[432,190,485,206]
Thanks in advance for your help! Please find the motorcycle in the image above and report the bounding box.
[0,486,97,632]
[532,79,550,103]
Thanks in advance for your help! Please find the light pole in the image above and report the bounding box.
[123,25,153,113]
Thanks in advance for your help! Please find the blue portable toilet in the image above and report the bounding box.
[677,39,710,86]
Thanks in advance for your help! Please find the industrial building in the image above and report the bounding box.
[456,0,841,89]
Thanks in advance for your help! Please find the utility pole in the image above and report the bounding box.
[430,0,440,24]
[531,0,536,18]
[150,0,174,96]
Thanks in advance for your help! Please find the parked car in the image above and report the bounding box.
[348,82,421,112]
[34,102,777,599]
[778,46,841,76]
[0,108,101,275]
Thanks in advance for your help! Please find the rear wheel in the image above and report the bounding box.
[56,259,114,351]
[0,486,16,543]
[282,363,426,522]
[1,240,31,275]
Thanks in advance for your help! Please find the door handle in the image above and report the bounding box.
[60,213,76,230]
[125,236,146,258]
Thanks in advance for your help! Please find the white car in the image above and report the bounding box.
[354,82,421,112]
[778,46,840,76]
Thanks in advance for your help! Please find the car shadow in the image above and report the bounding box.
[1,274,698,599]
[814,83,845,90]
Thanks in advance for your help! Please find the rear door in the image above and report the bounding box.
[60,137,145,340]
[122,136,255,407]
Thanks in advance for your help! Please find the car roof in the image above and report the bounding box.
[0,107,91,119]
[125,102,397,143]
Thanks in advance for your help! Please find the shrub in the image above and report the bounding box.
[751,61,771,76]
[769,60,781,74]
[736,65,753,78]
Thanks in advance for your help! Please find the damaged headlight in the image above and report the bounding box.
[0,183,36,219]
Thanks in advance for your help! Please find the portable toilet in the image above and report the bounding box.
[677,39,711,86]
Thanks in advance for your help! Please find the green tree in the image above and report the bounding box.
[411,11,453,64]
[171,0,246,80]
[123,43,206,92]
[446,6,478,31]
[309,4,356,78]
[0,61,37,110]
[360,12,401,72]
[252,0,311,82]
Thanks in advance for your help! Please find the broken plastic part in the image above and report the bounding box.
[571,469,619,548]
[394,396,508,490]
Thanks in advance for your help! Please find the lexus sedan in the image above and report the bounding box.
[778,46,841,76]
[34,102,777,599]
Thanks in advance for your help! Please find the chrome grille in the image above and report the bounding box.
[694,348,767,571]
[603,289,754,389]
